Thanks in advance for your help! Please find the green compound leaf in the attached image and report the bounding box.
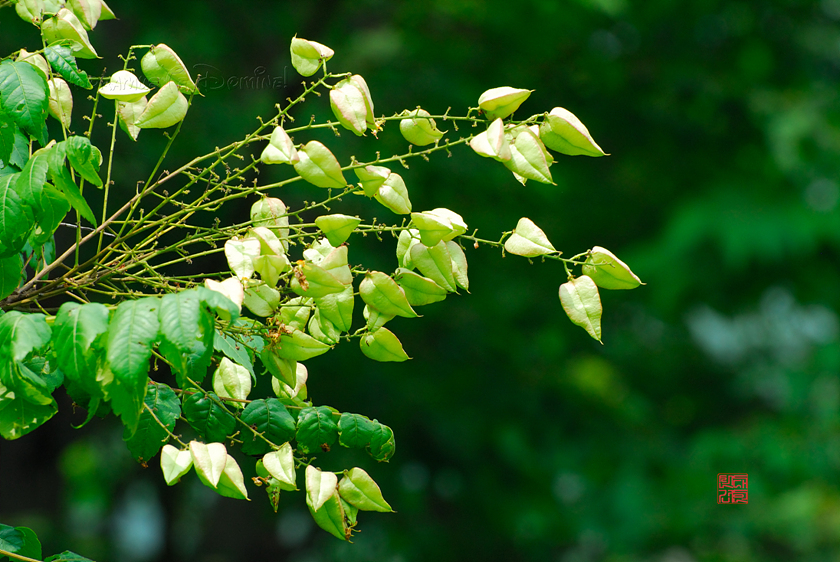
[0,311,52,363]
[106,297,160,435]
[337,412,375,449]
[0,525,41,561]
[29,184,70,246]
[44,44,92,89]
[293,140,346,188]
[64,135,103,187]
[44,551,95,562]
[368,421,396,462]
[581,246,643,290]
[0,254,23,301]
[52,302,109,395]
[504,217,556,257]
[182,391,237,443]
[240,398,296,456]
[49,165,97,226]
[360,327,410,362]
[0,394,57,440]
[158,289,215,387]
[395,269,447,307]
[338,467,393,512]
[160,444,193,486]
[559,275,603,343]
[106,297,160,384]
[296,405,339,455]
[360,271,418,318]
[125,382,180,463]
[0,61,49,144]
[0,174,32,256]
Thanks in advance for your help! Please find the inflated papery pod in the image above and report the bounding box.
[48,77,73,128]
[503,217,556,257]
[117,97,147,141]
[290,36,334,77]
[67,0,101,30]
[41,8,98,58]
[260,126,299,165]
[136,82,189,129]
[250,197,290,245]
[315,214,362,246]
[98,70,151,102]
[16,50,50,79]
[294,141,346,188]
[338,468,393,513]
[581,246,642,290]
[204,277,244,320]
[399,108,446,146]
[99,0,116,20]
[503,126,554,185]
[410,208,467,247]
[141,44,199,94]
[469,118,511,162]
[330,76,374,136]
[539,107,606,157]
[375,172,412,215]
[478,86,532,120]
[559,275,603,343]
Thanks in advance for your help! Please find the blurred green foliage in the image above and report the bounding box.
[2,0,840,561]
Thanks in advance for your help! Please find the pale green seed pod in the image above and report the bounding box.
[290,36,334,77]
[399,108,445,146]
[539,107,607,157]
[478,86,532,120]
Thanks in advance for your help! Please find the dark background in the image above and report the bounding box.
[3,0,840,560]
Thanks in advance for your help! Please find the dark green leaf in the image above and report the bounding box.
[106,298,160,436]
[0,61,48,144]
[52,302,109,395]
[158,289,214,387]
[64,136,102,187]
[0,114,14,166]
[0,254,22,300]
[214,330,255,377]
[296,405,339,455]
[125,382,180,463]
[14,150,50,210]
[367,421,395,462]
[14,361,53,406]
[0,395,57,439]
[45,551,95,562]
[182,391,236,442]
[0,311,51,363]
[49,165,97,226]
[106,297,160,382]
[30,184,70,246]
[0,173,31,257]
[0,524,23,553]
[44,45,93,89]
[240,398,296,455]
[8,126,28,169]
[337,412,376,449]
[11,526,41,561]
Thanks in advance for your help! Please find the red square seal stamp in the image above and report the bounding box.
[718,473,748,504]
